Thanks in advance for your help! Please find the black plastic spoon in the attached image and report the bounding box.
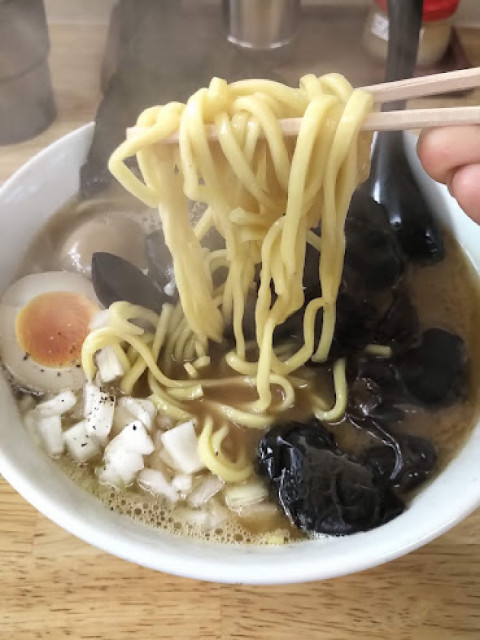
[363,0,445,265]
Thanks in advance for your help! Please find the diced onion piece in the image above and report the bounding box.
[174,506,228,531]
[63,420,101,463]
[224,480,269,512]
[193,356,210,370]
[188,474,224,507]
[23,410,41,446]
[148,431,178,471]
[36,414,64,457]
[19,394,36,413]
[267,531,289,545]
[172,473,193,496]
[237,502,281,533]
[89,309,110,330]
[84,385,115,446]
[138,468,178,502]
[111,402,136,436]
[184,362,198,378]
[146,432,171,472]
[117,397,156,431]
[174,507,210,528]
[99,450,145,486]
[206,505,229,531]
[160,420,205,474]
[106,421,154,456]
[83,382,98,417]
[96,346,125,383]
[34,390,77,417]
[158,446,180,470]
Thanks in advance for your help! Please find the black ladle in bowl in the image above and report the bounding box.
[362,0,445,264]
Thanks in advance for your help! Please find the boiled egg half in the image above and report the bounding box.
[0,271,100,393]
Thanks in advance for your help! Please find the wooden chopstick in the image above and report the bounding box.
[129,106,480,143]
[127,67,480,142]
[363,66,480,103]
[361,105,480,131]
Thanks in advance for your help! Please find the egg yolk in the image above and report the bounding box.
[15,291,98,367]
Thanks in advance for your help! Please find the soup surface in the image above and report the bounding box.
[5,186,480,545]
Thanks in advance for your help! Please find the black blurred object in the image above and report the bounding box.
[363,0,445,265]
[343,190,405,292]
[257,419,404,535]
[0,0,56,145]
[273,190,408,357]
[397,328,466,406]
[347,328,466,417]
[364,434,437,492]
[92,251,166,313]
[373,289,419,350]
[80,0,285,199]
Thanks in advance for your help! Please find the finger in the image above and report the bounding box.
[417,126,480,184]
[449,163,480,224]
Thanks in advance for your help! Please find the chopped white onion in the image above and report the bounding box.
[83,383,98,417]
[18,394,36,413]
[174,507,210,528]
[96,346,125,383]
[36,414,64,458]
[158,446,181,471]
[63,420,101,463]
[84,385,115,446]
[88,309,110,330]
[174,506,229,531]
[192,356,210,370]
[188,474,224,508]
[146,449,168,473]
[99,450,145,486]
[111,402,136,435]
[224,480,269,512]
[34,390,77,418]
[236,501,280,523]
[23,410,41,446]
[184,362,198,378]
[101,421,154,487]
[172,473,193,496]
[138,468,178,502]
[160,420,205,474]
[146,433,171,472]
[106,421,154,456]
[206,505,229,531]
[117,397,156,431]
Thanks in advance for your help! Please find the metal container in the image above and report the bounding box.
[223,0,300,50]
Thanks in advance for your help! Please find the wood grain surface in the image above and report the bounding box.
[1,20,480,640]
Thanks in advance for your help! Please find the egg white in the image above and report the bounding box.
[0,271,100,393]
[58,212,146,276]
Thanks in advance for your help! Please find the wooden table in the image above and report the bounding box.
[2,21,480,640]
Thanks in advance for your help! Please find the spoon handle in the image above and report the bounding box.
[384,0,423,109]
[363,0,446,265]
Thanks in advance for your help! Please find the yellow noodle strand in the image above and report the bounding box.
[89,74,373,433]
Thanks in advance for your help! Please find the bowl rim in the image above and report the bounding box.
[1,123,480,585]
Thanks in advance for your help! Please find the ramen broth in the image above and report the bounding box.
[8,189,480,545]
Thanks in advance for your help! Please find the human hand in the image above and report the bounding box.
[417,125,480,224]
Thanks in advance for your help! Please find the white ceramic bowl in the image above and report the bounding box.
[0,124,479,584]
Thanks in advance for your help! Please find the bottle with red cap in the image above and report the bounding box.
[363,0,461,67]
